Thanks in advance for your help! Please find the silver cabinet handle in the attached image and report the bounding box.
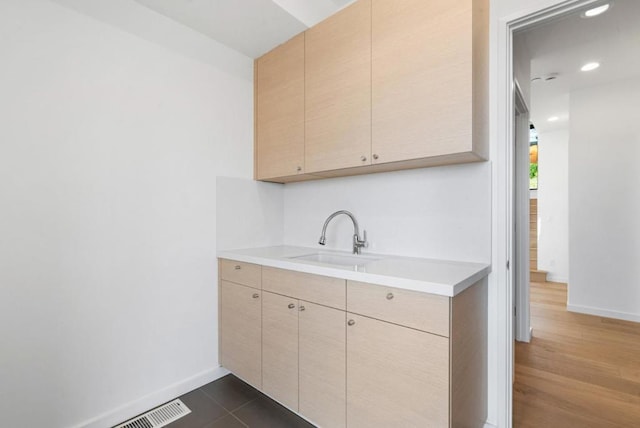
[288,303,295,309]
[252,293,260,299]
[234,265,241,270]
[373,154,379,160]
[347,319,355,326]
[297,166,302,172]
[361,155,367,162]
[386,293,394,300]
[299,305,305,311]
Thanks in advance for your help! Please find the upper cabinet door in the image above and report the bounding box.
[372,0,476,164]
[255,33,305,180]
[305,0,371,173]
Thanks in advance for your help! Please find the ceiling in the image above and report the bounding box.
[516,0,640,133]
[133,0,355,58]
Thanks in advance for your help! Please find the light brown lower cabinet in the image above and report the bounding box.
[262,293,347,426]
[218,260,487,428]
[219,280,262,388]
[299,302,346,428]
[262,291,299,411]
[346,313,449,427]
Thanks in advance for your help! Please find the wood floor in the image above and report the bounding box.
[514,281,640,427]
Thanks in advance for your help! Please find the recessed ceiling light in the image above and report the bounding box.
[581,62,600,72]
[582,4,610,18]
[548,116,559,122]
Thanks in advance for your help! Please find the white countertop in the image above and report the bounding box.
[217,246,490,297]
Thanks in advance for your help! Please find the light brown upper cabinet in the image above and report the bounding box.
[255,33,305,181]
[254,0,488,183]
[305,0,371,173]
[371,0,488,165]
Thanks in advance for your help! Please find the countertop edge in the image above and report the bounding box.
[217,249,491,297]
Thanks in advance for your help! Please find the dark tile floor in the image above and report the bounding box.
[157,375,314,428]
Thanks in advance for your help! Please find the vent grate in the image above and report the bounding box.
[114,399,191,428]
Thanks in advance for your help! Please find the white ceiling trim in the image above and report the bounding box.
[133,0,355,58]
[272,0,355,27]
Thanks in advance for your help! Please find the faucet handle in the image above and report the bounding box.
[353,230,368,254]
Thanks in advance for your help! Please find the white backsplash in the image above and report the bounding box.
[283,163,491,263]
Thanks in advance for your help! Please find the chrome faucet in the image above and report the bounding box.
[318,210,368,254]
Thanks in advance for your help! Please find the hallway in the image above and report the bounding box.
[514,281,640,427]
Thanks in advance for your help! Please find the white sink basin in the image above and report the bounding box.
[289,252,379,268]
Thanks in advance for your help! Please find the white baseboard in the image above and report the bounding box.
[73,366,230,428]
[484,421,497,428]
[567,304,640,323]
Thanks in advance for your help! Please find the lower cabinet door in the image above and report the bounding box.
[347,313,450,428]
[219,280,262,388]
[299,302,346,428]
[262,291,299,411]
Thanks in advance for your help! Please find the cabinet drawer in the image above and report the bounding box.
[262,267,345,310]
[347,281,449,337]
[219,259,262,289]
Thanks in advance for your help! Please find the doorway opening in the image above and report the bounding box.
[509,1,640,425]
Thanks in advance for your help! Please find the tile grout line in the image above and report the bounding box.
[197,378,259,426]
[228,412,249,428]
[199,384,259,415]
[186,376,312,427]
[230,397,259,415]
[195,389,234,428]
[199,385,230,411]
[195,413,232,428]
[198,385,232,411]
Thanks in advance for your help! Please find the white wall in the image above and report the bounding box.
[283,164,491,263]
[537,128,569,282]
[0,1,594,427]
[216,177,284,251]
[568,77,640,322]
[0,1,253,427]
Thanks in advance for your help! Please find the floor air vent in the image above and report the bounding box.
[115,399,191,428]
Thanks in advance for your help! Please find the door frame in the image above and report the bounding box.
[514,83,531,343]
[495,1,598,426]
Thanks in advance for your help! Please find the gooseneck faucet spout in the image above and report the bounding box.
[318,210,368,254]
